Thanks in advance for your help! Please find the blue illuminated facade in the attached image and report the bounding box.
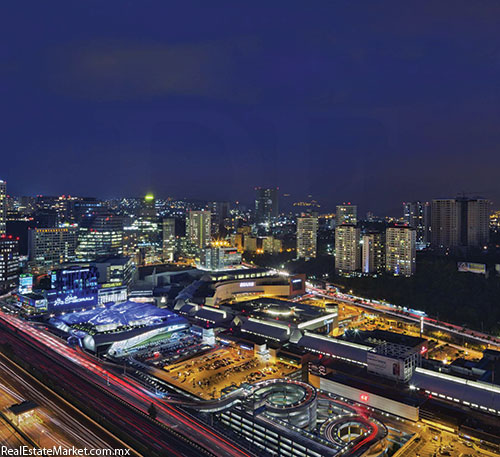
[46,265,99,313]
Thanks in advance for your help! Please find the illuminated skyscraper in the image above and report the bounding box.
[386,226,416,276]
[336,203,357,225]
[209,201,230,234]
[188,210,211,249]
[28,227,78,269]
[296,216,318,259]
[361,231,385,274]
[142,193,157,220]
[255,187,279,224]
[76,214,123,261]
[403,201,431,247]
[0,180,6,236]
[0,234,20,291]
[162,217,176,261]
[335,224,360,274]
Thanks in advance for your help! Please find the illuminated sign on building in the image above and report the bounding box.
[240,281,256,288]
[53,294,97,307]
[47,266,99,312]
[360,394,369,402]
[18,274,33,294]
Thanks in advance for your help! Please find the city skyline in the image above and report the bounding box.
[2,3,500,455]
[2,1,500,215]
[1,179,496,217]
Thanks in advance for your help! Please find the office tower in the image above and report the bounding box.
[296,216,318,259]
[91,257,135,290]
[431,197,490,249]
[0,180,6,236]
[0,234,20,291]
[33,209,59,228]
[74,197,104,222]
[255,187,279,224]
[54,195,79,223]
[336,203,357,225]
[35,195,58,212]
[188,210,211,249]
[76,214,124,261]
[362,231,385,274]
[198,247,242,270]
[209,201,230,234]
[28,227,78,269]
[386,226,416,276]
[162,217,176,261]
[142,193,157,220]
[335,224,360,274]
[403,201,431,247]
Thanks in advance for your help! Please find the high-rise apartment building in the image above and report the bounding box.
[361,231,385,274]
[431,198,490,249]
[0,180,6,236]
[262,236,282,255]
[188,210,211,249]
[335,224,360,274]
[28,227,78,269]
[0,234,20,291]
[463,198,490,248]
[403,201,431,246]
[162,217,176,261]
[336,203,357,225]
[296,216,318,259]
[255,187,279,224]
[386,226,416,276]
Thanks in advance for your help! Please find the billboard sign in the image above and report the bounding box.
[457,262,486,275]
[18,274,33,294]
[47,290,98,311]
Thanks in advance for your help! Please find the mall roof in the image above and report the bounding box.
[56,301,177,327]
[91,320,188,346]
[241,318,291,342]
[175,280,212,302]
[341,329,426,349]
[203,268,274,282]
[194,306,229,324]
[411,367,500,413]
[298,332,370,364]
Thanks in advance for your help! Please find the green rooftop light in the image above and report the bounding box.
[145,193,154,201]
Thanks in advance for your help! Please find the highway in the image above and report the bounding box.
[0,353,120,451]
[0,327,202,457]
[306,284,500,349]
[0,310,256,457]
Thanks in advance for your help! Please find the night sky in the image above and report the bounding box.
[2,1,500,214]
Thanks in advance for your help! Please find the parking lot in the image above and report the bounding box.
[158,345,297,399]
